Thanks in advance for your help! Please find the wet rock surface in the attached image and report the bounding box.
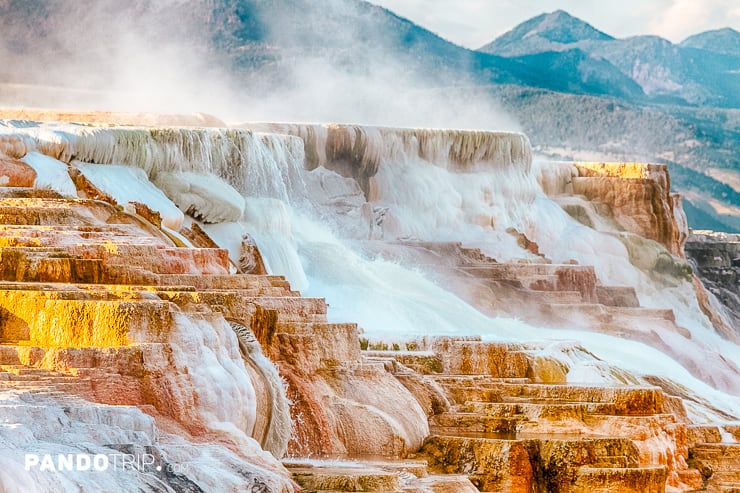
[368,338,709,492]
[0,115,737,492]
[686,231,740,336]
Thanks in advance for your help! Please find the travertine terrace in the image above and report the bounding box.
[0,111,738,492]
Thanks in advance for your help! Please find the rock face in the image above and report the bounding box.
[245,122,533,200]
[0,159,36,187]
[568,162,687,257]
[0,112,738,492]
[686,231,740,336]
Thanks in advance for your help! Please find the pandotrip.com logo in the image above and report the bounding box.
[22,450,273,491]
[24,452,188,474]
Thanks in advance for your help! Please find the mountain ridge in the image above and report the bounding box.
[479,10,740,108]
[479,10,614,55]
[681,27,740,57]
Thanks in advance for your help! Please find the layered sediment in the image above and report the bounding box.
[0,111,738,492]
[538,161,687,257]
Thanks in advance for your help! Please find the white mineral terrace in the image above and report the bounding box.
[0,116,738,492]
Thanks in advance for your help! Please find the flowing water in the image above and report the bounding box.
[3,119,740,423]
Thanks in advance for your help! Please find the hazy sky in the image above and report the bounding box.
[367,0,740,48]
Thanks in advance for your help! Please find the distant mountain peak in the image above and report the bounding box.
[716,27,739,35]
[543,9,577,22]
[480,10,613,56]
[689,26,739,38]
[681,27,740,57]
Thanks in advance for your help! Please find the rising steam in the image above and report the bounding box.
[0,0,519,130]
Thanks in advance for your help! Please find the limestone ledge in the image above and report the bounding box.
[538,161,688,257]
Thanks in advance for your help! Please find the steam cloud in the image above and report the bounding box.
[0,0,519,130]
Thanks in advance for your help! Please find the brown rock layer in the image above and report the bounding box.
[0,158,36,187]
[573,162,687,257]
[370,338,707,492]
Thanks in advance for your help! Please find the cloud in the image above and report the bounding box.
[366,0,532,47]
[649,0,740,41]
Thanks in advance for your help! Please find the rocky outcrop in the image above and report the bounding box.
[0,158,36,187]
[569,162,687,257]
[367,338,703,493]
[686,231,740,337]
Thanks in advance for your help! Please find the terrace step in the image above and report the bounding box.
[428,374,530,386]
[430,412,527,435]
[283,459,478,493]
[0,228,166,247]
[542,303,676,323]
[154,273,297,294]
[363,350,443,375]
[459,263,595,278]
[0,206,96,226]
[0,364,95,397]
[532,290,583,303]
[497,383,665,414]
[690,443,740,479]
[572,466,668,493]
[430,340,531,378]
[596,285,640,308]
[0,187,59,198]
[517,274,559,290]
[406,474,478,493]
[0,289,175,346]
[0,250,105,283]
[459,401,619,420]
[286,463,402,492]
[283,458,429,478]
[0,344,148,372]
[442,384,503,403]
[421,434,640,493]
